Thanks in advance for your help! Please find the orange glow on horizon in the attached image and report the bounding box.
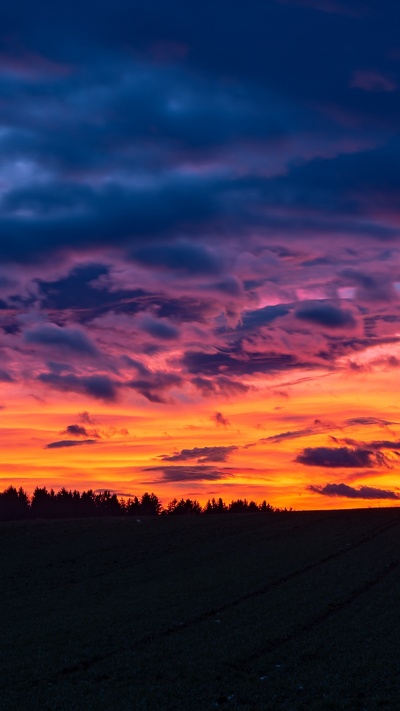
[1,363,399,511]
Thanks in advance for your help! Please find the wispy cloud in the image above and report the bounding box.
[45,439,98,449]
[309,483,399,500]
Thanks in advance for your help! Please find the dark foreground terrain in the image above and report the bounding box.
[1,508,400,710]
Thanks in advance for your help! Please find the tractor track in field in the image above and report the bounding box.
[24,513,400,689]
[235,558,399,671]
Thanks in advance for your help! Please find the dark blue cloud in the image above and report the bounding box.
[24,324,99,355]
[0,1,398,269]
[243,304,290,328]
[295,303,356,328]
[131,241,222,275]
[140,316,179,341]
[38,373,118,401]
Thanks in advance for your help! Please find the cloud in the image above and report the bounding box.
[143,465,231,482]
[213,412,230,427]
[309,483,400,499]
[0,369,14,382]
[183,349,300,377]
[295,303,356,328]
[345,417,396,427]
[295,446,379,468]
[369,440,400,451]
[38,372,118,401]
[139,316,179,341]
[45,439,98,449]
[93,489,134,497]
[127,372,182,402]
[350,70,397,93]
[242,304,290,328]
[263,427,316,443]
[78,411,97,425]
[2,0,400,510]
[333,436,400,454]
[339,269,396,303]
[131,241,222,275]
[277,0,364,16]
[192,375,249,396]
[121,356,151,376]
[24,324,99,356]
[61,424,91,437]
[161,445,237,463]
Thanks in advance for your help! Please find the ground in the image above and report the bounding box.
[1,508,400,710]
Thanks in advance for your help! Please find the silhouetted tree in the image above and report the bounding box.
[0,484,288,521]
[55,488,82,518]
[166,497,202,515]
[260,500,275,513]
[140,492,162,516]
[126,495,141,516]
[31,487,57,518]
[94,490,122,516]
[247,500,259,513]
[228,498,249,513]
[0,486,30,521]
[80,489,97,517]
[203,497,228,514]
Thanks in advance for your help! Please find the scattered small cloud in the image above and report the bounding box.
[61,424,90,437]
[45,439,98,449]
[161,445,237,463]
[143,465,232,482]
[345,417,397,427]
[309,482,400,499]
[213,412,230,427]
[93,489,134,497]
[78,411,97,425]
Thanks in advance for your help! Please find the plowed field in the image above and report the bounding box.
[1,509,399,710]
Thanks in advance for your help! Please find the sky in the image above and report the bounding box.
[1,0,400,509]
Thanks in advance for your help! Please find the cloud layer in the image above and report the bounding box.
[0,0,400,508]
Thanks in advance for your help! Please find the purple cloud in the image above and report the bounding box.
[38,373,118,401]
[296,446,379,468]
[161,445,237,463]
[309,483,400,499]
[24,324,98,356]
[45,439,98,449]
[295,303,356,329]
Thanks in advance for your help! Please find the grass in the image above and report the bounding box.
[1,508,400,710]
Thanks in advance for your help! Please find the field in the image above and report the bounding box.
[1,509,400,710]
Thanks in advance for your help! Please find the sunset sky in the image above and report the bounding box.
[1,0,400,509]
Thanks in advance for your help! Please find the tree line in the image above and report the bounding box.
[0,485,290,522]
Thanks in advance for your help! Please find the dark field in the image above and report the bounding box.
[1,509,400,710]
